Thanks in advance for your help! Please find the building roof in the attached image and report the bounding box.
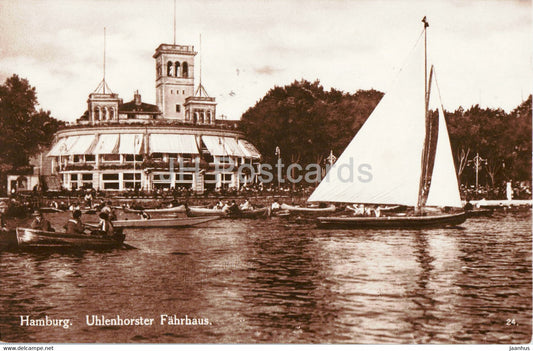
[119,100,161,114]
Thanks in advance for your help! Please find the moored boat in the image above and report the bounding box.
[186,206,227,217]
[15,227,125,250]
[112,216,219,228]
[309,18,467,229]
[122,205,186,214]
[227,207,271,219]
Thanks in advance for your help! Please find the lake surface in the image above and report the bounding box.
[0,210,531,344]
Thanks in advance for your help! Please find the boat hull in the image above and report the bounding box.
[15,228,124,250]
[186,207,227,217]
[317,212,468,229]
[122,205,186,214]
[113,216,219,228]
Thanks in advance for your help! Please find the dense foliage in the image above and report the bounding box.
[240,79,531,187]
[0,74,63,173]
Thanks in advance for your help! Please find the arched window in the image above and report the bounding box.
[167,61,173,76]
[96,106,101,121]
[174,62,180,77]
[206,111,211,124]
[193,111,198,124]
[103,106,109,121]
[199,111,204,124]
[182,62,188,78]
[185,111,190,121]
[109,108,115,120]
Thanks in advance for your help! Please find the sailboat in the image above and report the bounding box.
[309,18,467,229]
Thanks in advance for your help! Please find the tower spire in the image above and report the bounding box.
[173,0,176,45]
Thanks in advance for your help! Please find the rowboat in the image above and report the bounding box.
[112,216,219,228]
[186,206,227,217]
[15,227,125,250]
[39,207,64,213]
[309,18,467,229]
[122,205,186,214]
[186,206,271,219]
[228,207,271,219]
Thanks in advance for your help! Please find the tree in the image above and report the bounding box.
[240,79,383,183]
[0,74,63,172]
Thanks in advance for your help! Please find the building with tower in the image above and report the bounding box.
[43,39,261,194]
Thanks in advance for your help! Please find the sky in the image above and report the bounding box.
[0,0,531,122]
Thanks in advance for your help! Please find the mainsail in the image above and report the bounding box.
[308,39,427,206]
[309,32,462,208]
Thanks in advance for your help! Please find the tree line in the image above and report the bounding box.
[240,79,532,188]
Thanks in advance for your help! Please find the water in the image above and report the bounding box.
[0,211,531,344]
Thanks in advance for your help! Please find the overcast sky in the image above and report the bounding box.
[0,0,531,122]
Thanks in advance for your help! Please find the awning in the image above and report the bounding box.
[91,134,119,154]
[69,135,96,155]
[201,136,226,156]
[47,136,80,156]
[119,134,144,154]
[202,136,247,157]
[238,140,261,159]
[223,138,247,157]
[150,134,199,154]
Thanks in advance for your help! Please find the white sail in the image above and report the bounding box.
[308,40,426,206]
[425,92,462,207]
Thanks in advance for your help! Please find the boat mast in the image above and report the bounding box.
[416,16,434,211]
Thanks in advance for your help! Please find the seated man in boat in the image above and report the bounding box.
[240,199,253,211]
[64,210,85,235]
[97,212,114,237]
[30,210,55,232]
[140,210,151,220]
[100,201,117,221]
[271,200,280,210]
[213,199,224,210]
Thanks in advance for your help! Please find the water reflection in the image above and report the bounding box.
[0,213,531,343]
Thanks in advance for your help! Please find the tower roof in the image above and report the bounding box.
[153,44,197,58]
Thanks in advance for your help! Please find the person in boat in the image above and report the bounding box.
[100,201,117,221]
[97,212,114,237]
[349,204,365,216]
[140,210,151,220]
[213,199,224,210]
[64,210,85,235]
[463,200,474,211]
[373,206,381,217]
[226,200,241,215]
[240,199,253,211]
[30,210,55,232]
[271,200,280,210]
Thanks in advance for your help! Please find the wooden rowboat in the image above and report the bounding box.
[186,206,227,217]
[186,206,271,219]
[122,205,186,214]
[112,216,219,228]
[15,227,125,250]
